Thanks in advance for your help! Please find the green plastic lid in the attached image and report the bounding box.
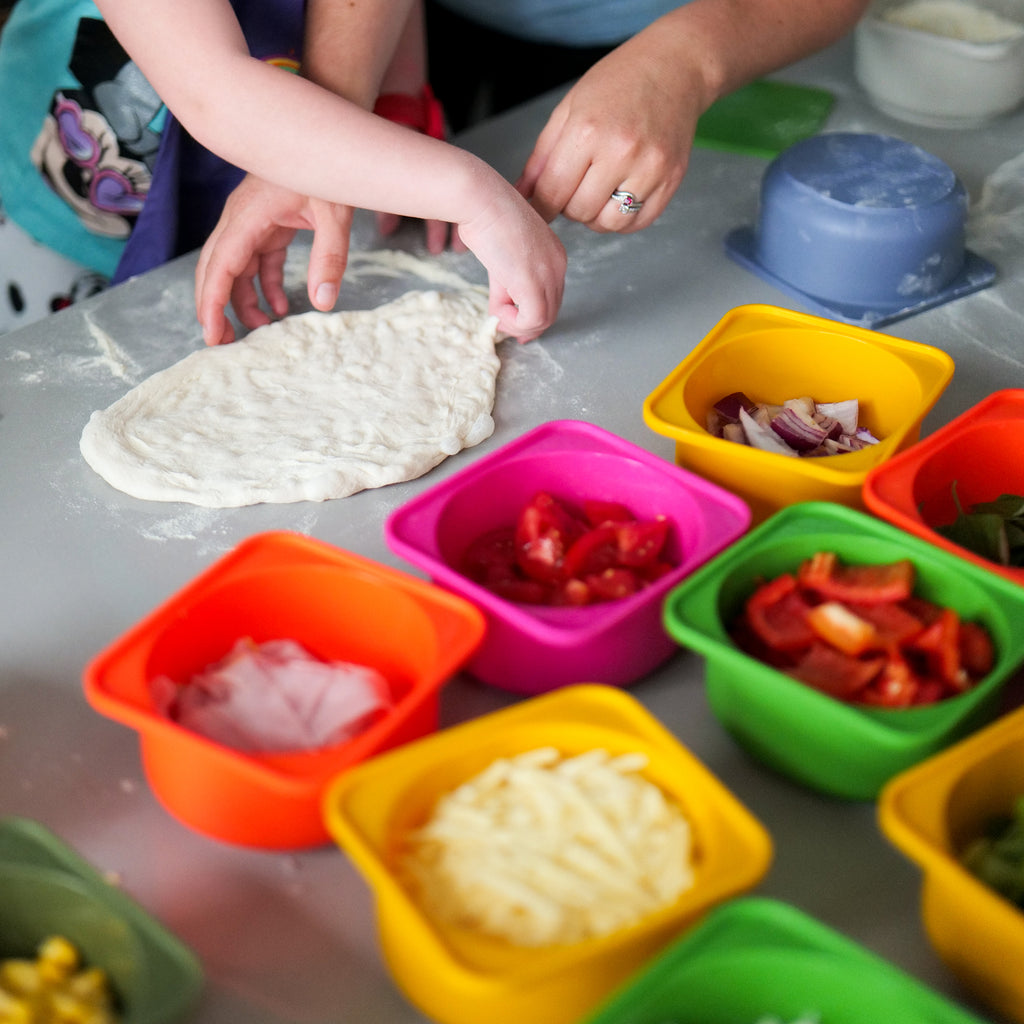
[695,80,834,158]
[582,897,988,1024]
[0,817,204,1024]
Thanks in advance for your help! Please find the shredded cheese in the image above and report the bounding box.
[399,747,695,946]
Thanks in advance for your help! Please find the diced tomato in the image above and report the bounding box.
[584,568,644,602]
[615,518,671,568]
[798,551,914,604]
[582,499,634,526]
[805,601,878,656]
[461,527,519,586]
[554,578,592,606]
[562,523,621,579]
[640,559,676,583]
[786,642,885,699]
[743,574,817,652]
[487,578,553,605]
[464,491,678,607]
[515,491,585,582]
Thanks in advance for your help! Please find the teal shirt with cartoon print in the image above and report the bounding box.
[0,0,165,277]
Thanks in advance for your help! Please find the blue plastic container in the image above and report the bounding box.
[726,132,995,327]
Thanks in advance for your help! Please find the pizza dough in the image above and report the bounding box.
[80,289,500,507]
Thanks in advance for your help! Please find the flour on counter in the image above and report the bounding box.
[80,289,500,507]
[282,243,485,305]
[83,311,143,385]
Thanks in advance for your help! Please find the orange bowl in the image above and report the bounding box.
[864,389,1024,586]
[83,531,485,849]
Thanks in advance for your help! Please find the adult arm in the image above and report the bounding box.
[518,0,872,232]
[94,0,565,342]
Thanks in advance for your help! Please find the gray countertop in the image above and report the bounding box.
[3,33,1023,1024]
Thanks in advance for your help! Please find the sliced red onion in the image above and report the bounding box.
[783,396,817,422]
[713,391,756,423]
[706,408,726,436]
[815,400,859,435]
[722,421,746,444]
[769,407,829,451]
[739,406,799,457]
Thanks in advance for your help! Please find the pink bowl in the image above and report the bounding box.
[385,420,750,694]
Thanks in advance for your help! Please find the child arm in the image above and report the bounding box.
[95,0,565,340]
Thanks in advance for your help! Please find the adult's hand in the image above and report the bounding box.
[516,32,701,234]
[195,174,353,345]
[516,0,872,234]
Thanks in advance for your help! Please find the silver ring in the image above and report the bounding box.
[610,189,643,214]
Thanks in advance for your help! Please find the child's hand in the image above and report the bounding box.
[456,188,567,343]
[195,175,353,345]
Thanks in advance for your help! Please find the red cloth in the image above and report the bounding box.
[373,83,446,140]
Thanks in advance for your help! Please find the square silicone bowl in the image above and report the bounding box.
[82,531,485,850]
[642,304,954,524]
[0,816,203,1024]
[384,419,750,694]
[322,684,773,1024]
[855,0,1024,128]
[582,896,988,1024]
[879,702,1024,1024]
[725,133,996,328]
[661,502,1024,800]
[864,389,1024,587]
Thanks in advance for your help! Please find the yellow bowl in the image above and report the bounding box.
[322,684,772,1024]
[879,702,1024,1023]
[643,304,954,523]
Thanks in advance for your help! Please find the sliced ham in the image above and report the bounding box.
[152,638,393,753]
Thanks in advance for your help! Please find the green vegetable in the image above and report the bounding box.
[960,795,1024,908]
[933,483,1024,567]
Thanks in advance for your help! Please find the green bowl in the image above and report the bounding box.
[0,817,203,1024]
[581,897,987,1024]
[662,502,1024,800]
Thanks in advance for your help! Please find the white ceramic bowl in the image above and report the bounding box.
[855,0,1024,128]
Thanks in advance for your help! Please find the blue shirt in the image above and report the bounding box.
[431,0,685,47]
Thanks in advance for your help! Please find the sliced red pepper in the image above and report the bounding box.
[744,574,817,652]
[798,551,914,604]
[787,642,885,699]
[805,601,878,656]
[859,653,920,707]
[908,607,969,691]
[959,620,995,679]
[848,600,925,649]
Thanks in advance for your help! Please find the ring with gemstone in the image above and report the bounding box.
[610,189,643,214]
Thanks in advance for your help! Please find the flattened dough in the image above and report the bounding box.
[80,289,500,507]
